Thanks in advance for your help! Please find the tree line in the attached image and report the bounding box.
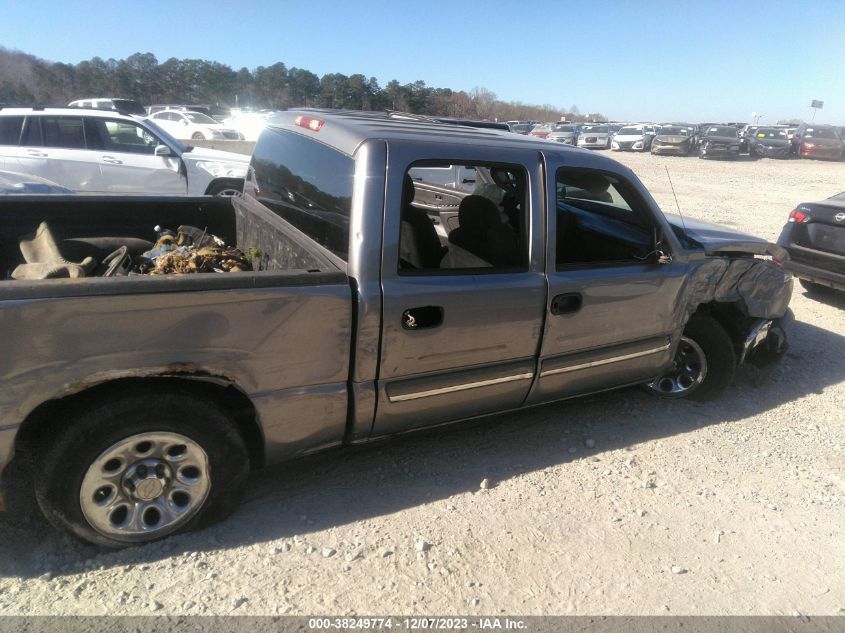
[0,48,606,122]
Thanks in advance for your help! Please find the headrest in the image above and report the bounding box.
[458,195,501,232]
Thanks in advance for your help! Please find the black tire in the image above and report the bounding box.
[34,388,249,548]
[191,132,205,140]
[207,180,243,197]
[645,314,737,400]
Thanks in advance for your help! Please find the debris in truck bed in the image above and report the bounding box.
[134,225,253,275]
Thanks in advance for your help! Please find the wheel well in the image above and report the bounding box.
[14,377,265,470]
[691,302,748,357]
[204,178,244,195]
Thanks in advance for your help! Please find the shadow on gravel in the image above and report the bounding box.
[1,319,843,578]
[801,287,845,309]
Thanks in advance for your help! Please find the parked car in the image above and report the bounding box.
[577,124,614,149]
[777,192,845,293]
[68,98,147,117]
[698,125,741,159]
[148,110,244,141]
[611,124,656,151]
[0,168,73,194]
[0,107,248,196]
[748,127,792,158]
[791,124,843,160]
[546,123,579,145]
[529,123,554,139]
[651,125,696,155]
[510,122,534,135]
[738,125,760,153]
[0,110,793,546]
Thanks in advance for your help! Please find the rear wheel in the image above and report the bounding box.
[34,389,249,547]
[644,314,736,400]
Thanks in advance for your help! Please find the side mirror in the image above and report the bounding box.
[154,144,171,157]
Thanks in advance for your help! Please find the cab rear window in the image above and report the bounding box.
[248,128,354,260]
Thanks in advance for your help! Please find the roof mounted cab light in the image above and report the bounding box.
[295,115,324,132]
[788,209,810,223]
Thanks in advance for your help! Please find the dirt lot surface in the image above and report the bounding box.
[1,152,843,617]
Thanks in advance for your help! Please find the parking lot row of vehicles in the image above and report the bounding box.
[516,119,845,161]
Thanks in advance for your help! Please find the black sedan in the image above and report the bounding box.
[777,192,845,294]
[698,126,741,159]
[749,127,791,158]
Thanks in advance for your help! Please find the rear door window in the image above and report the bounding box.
[40,117,86,149]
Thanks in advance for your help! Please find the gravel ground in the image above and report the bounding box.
[1,151,843,616]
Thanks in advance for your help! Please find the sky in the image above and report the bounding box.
[2,0,844,123]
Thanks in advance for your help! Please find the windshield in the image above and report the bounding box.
[617,127,644,135]
[805,127,839,139]
[706,126,738,137]
[512,124,533,133]
[142,118,190,153]
[552,124,575,132]
[658,126,689,135]
[583,126,608,133]
[184,112,218,124]
[754,128,787,139]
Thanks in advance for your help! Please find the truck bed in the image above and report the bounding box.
[0,195,353,462]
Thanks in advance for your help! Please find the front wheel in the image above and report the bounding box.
[644,314,736,400]
[35,389,249,547]
[207,180,244,197]
[191,132,206,141]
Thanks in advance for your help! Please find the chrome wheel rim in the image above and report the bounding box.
[646,336,708,397]
[79,432,211,542]
[213,187,241,197]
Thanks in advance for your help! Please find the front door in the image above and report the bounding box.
[90,118,185,194]
[527,163,687,404]
[372,155,546,436]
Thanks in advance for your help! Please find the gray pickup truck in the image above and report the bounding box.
[0,110,793,547]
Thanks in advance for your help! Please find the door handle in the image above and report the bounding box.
[550,293,582,315]
[402,306,444,330]
[102,156,123,165]
[26,150,47,157]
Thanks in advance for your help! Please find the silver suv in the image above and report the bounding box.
[0,107,248,196]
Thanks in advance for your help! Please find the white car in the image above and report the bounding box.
[611,124,657,152]
[222,112,271,141]
[577,125,614,149]
[148,110,243,141]
[0,108,248,196]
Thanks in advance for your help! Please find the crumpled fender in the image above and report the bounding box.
[681,254,793,321]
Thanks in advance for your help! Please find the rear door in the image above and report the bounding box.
[15,115,104,191]
[372,146,546,436]
[527,159,688,404]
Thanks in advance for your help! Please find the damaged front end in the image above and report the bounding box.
[670,217,795,368]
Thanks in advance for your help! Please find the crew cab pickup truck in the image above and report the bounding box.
[0,110,793,547]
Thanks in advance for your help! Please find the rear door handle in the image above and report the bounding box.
[550,293,582,315]
[402,306,444,330]
[26,150,48,157]
[102,156,123,165]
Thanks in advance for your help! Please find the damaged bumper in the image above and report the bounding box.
[740,309,793,367]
